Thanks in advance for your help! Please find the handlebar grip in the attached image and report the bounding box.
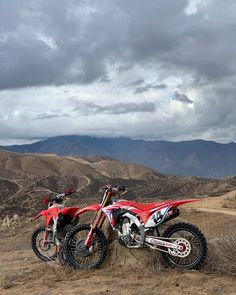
[117,185,126,192]
[50,192,65,202]
[49,189,76,203]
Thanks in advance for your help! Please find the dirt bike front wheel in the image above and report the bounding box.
[64,224,108,269]
[161,222,207,270]
[31,226,57,262]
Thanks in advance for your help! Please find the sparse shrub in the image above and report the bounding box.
[190,208,199,213]
[225,192,236,202]
[222,201,236,209]
[222,202,231,209]
[1,277,12,289]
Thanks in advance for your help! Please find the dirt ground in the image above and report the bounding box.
[0,194,236,295]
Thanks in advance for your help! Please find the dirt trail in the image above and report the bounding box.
[183,190,236,216]
[187,207,236,216]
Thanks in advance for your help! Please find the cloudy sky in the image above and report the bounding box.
[0,0,236,145]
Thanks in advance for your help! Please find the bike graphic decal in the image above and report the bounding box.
[145,206,170,227]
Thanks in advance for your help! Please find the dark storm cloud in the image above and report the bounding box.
[127,79,145,87]
[1,0,236,90]
[33,112,68,120]
[134,82,167,94]
[126,78,167,94]
[172,91,193,104]
[72,99,156,115]
[1,0,236,143]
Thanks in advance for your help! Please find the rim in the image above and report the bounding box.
[68,228,103,268]
[166,229,201,267]
[36,230,56,259]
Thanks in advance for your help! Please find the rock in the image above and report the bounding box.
[1,214,20,228]
[2,215,11,227]
[12,214,19,221]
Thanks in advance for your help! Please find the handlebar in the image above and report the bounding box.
[43,184,126,207]
[48,188,76,204]
[64,188,76,196]
[102,185,126,194]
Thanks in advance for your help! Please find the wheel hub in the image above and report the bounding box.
[38,238,51,251]
[168,238,191,258]
[75,239,92,257]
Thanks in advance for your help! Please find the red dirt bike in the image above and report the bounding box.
[32,189,80,263]
[64,185,207,270]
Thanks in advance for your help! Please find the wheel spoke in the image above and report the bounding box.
[161,223,207,269]
[167,230,200,265]
[65,225,108,269]
[32,227,57,261]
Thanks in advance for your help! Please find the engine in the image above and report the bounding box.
[117,216,143,248]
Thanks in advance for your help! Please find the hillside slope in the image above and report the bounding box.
[0,150,236,218]
[1,136,236,178]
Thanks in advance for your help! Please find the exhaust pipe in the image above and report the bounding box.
[163,208,179,224]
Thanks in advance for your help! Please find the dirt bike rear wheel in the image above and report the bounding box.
[64,224,108,269]
[161,222,207,270]
[57,224,74,265]
[31,226,57,262]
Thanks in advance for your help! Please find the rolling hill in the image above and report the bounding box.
[1,149,236,218]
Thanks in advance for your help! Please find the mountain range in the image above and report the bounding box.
[1,135,236,178]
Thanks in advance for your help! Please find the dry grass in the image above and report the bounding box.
[208,232,236,276]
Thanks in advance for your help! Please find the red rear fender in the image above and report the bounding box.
[169,199,202,209]
[74,204,100,218]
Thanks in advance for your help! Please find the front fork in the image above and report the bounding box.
[43,217,58,248]
[42,230,49,247]
[85,190,112,248]
[85,210,106,247]
[43,230,62,255]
